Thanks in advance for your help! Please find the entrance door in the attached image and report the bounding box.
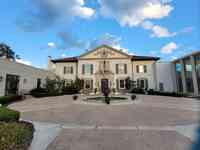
[101,79,109,92]
[5,74,20,96]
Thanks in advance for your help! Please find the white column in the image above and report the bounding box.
[190,56,199,96]
[180,60,187,93]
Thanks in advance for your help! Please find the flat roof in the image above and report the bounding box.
[172,50,200,62]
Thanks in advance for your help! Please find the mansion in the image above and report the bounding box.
[48,45,160,92]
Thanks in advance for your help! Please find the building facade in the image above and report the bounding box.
[0,58,54,96]
[173,51,200,96]
[48,45,159,92]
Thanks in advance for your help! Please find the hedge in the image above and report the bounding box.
[0,107,20,122]
[0,121,34,150]
[0,95,23,106]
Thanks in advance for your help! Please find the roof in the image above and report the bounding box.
[51,57,78,63]
[172,50,200,62]
[131,55,160,61]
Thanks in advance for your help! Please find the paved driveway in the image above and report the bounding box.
[9,95,200,150]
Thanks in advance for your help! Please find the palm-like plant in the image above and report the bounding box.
[0,43,16,60]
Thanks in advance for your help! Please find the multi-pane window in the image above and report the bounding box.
[82,64,93,75]
[184,58,194,93]
[63,66,73,74]
[116,64,127,74]
[136,65,147,73]
[175,62,183,92]
[84,79,93,89]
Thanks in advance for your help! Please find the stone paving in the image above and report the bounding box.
[9,94,200,150]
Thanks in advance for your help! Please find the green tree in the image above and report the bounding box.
[0,43,16,60]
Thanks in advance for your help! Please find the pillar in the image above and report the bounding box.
[180,60,187,93]
[190,56,199,96]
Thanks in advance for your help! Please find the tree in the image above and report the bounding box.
[0,43,16,60]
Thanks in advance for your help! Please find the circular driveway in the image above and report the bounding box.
[9,95,200,150]
[9,95,199,126]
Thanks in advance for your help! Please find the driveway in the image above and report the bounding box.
[9,95,200,150]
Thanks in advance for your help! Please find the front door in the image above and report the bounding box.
[101,79,109,92]
[5,74,20,96]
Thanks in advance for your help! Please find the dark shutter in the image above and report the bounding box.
[136,65,139,73]
[144,65,147,73]
[124,64,127,74]
[116,64,119,74]
[63,67,66,74]
[71,66,73,74]
[91,80,93,90]
[145,79,148,89]
[137,79,140,88]
[116,79,119,89]
[91,64,93,74]
[82,64,85,75]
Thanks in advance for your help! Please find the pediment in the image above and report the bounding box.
[80,45,131,59]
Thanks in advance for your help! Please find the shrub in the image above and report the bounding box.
[62,85,79,95]
[73,95,78,100]
[0,107,20,122]
[131,88,145,94]
[0,95,23,106]
[131,95,137,100]
[0,121,34,150]
[147,90,186,97]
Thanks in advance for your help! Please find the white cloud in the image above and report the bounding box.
[161,42,178,54]
[88,33,131,54]
[142,21,176,38]
[16,59,32,66]
[48,42,56,49]
[99,0,173,27]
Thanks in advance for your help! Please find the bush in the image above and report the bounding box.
[131,95,137,100]
[73,95,78,100]
[30,88,62,98]
[131,88,145,94]
[147,89,186,97]
[0,95,23,106]
[0,107,20,122]
[0,121,34,150]
[62,86,79,95]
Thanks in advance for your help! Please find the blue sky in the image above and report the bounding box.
[0,0,199,68]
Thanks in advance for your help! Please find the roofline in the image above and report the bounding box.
[79,44,131,58]
[172,50,200,63]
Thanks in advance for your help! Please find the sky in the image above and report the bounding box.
[0,0,199,68]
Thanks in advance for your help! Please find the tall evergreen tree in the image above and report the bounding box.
[0,43,16,60]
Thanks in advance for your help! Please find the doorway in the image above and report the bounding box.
[101,79,109,91]
[5,74,20,96]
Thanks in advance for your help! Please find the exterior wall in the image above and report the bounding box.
[49,62,77,80]
[132,60,156,89]
[0,58,54,96]
[155,62,176,92]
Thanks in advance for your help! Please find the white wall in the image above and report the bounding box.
[0,58,55,96]
[155,62,176,92]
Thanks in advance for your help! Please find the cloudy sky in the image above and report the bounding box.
[0,0,199,67]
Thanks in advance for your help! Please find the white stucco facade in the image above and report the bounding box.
[0,58,54,96]
[48,45,160,92]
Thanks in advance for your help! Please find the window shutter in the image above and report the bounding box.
[91,64,93,74]
[144,65,147,73]
[91,80,93,89]
[63,67,66,74]
[116,64,119,74]
[145,79,148,89]
[82,64,85,75]
[136,65,139,73]
[116,79,119,89]
[71,66,73,74]
[124,64,127,74]
[137,79,140,88]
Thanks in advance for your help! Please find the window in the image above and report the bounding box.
[137,78,148,89]
[116,64,127,74]
[65,79,73,86]
[37,79,41,89]
[195,55,200,92]
[159,82,164,91]
[119,79,125,89]
[136,65,147,73]
[84,79,93,89]
[64,66,73,74]
[184,58,194,93]
[82,64,93,75]
[175,62,183,92]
